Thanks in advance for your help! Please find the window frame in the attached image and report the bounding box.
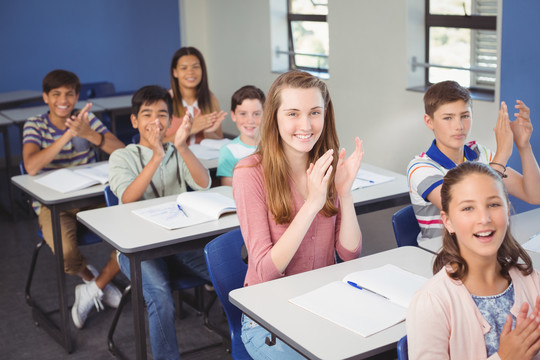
[286,1,329,75]
[424,1,497,96]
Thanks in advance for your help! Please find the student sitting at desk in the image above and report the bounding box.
[164,46,227,144]
[217,85,265,186]
[407,162,540,359]
[108,85,211,360]
[407,80,540,243]
[233,71,363,359]
[22,69,125,329]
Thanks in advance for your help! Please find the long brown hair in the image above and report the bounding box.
[256,70,340,224]
[433,162,533,279]
[169,47,214,118]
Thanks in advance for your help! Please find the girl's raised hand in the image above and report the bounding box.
[174,113,192,149]
[204,110,227,133]
[305,149,334,212]
[510,100,533,150]
[494,101,514,164]
[335,137,364,197]
[498,297,540,360]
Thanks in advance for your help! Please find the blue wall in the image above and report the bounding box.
[0,0,181,161]
[500,0,540,213]
[0,0,180,93]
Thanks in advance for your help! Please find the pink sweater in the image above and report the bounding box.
[233,155,361,287]
[407,266,540,360]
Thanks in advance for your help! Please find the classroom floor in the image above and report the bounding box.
[0,164,403,360]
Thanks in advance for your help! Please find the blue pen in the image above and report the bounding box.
[347,281,388,299]
[356,177,375,183]
[177,204,189,217]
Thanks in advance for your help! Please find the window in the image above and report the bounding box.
[271,0,329,78]
[408,0,498,99]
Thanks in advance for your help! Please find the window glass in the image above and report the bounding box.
[291,21,329,71]
[290,0,328,15]
[430,0,471,15]
[429,27,471,86]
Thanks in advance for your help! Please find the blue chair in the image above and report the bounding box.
[79,81,116,100]
[21,162,102,307]
[131,133,140,144]
[204,228,251,359]
[392,205,420,247]
[397,335,408,360]
[104,185,212,357]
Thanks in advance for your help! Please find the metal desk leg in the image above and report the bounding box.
[2,125,15,216]
[130,254,147,360]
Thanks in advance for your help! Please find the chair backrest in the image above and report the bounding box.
[397,335,408,360]
[204,228,250,359]
[104,185,119,207]
[131,133,140,144]
[79,82,116,100]
[392,205,420,247]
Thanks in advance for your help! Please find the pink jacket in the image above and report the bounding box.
[233,155,361,287]
[406,266,540,360]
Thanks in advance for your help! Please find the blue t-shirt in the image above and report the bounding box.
[216,137,256,178]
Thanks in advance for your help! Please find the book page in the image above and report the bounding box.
[176,192,236,219]
[131,201,213,230]
[199,138,232,150]
[352,169,395,190]
[522,233,540,253]
[34,168,99,193]
[343,264,427,308]
[188,144,221,160]
[289,281,408,337]
[73,163,109,184]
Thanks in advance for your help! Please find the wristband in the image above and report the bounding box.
[97,132,105,148]
[489,162,507,171]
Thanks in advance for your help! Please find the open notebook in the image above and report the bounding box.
[352,169,395,190]
[132,191,236,230]
[33,163,109,193]
[188,138,232,160]
[289,264,427,337]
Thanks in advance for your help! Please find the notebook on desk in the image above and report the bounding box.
[33,163,109,193]
[289,264,427,337]
[352,169,395,190]
[132,191,236,230]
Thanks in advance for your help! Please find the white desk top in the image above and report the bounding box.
[91,94,132,111]
[77,186,239,253]
[352,163,408,207]
[230,246,435,360]
[0,90,42,104]
[0,113,12,126]
[11,162,107,205]
[1,101,105,123]
[419,207,540,255]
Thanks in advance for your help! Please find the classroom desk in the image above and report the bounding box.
[0,90,43,110]
[0,113,15,213]
[0,101,105,126]
[91,94,132,134]
[77,186,238,360]
[418,207,540,254]
[76,164,408,359]
[230,246,435,360]
[351,163,409,215]
[11,162,108,353]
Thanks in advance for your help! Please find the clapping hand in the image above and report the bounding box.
[335,137,364,197]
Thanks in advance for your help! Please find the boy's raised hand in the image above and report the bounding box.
[174,113,192,149]
[335,137,364,197]
[510,100,533,150]
[65,102,93,138]
[306,149,334,212]
[494,101,514,164]
[147,119,165,158]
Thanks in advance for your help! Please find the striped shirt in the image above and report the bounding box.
[407,140,494,241]
[22,111,108,213]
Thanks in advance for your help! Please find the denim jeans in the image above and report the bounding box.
[241,314,306,360]
[118,249,210,360]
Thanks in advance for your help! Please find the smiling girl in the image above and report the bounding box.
[407,162,540,359]
[233,70,363,359]
[165,46,226,144]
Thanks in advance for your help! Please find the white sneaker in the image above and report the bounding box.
[85,264,121,308]
[72,281,104,329]
[102,283,122,308]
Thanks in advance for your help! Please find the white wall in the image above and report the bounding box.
[180,0,499,174]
